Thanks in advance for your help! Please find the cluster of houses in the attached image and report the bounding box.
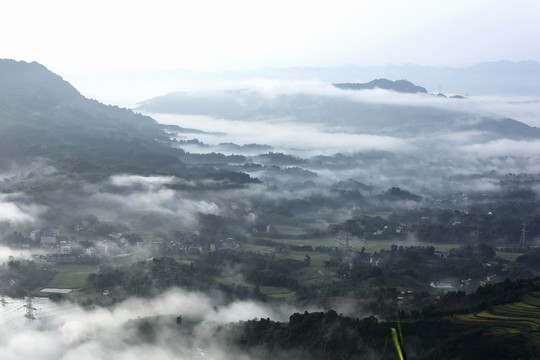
[429,272,498,293]
[27,227,75,257]
[175,237,240,255]
[101,230,240,256]
[373,224,406,236]
[396,289,416,307]
[29,227,60,246]
[22,224,242,269]
[430,192,470,205]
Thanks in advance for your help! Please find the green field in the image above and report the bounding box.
[241,243,278,254]
[259,285,295,300]
[214,276,296,300]
[46,264,100,289]
[273,225,310,236]
[257,221,538,261]
[453,291,540,344]
[495,251,524,262]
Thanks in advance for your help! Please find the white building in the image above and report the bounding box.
[60,244,71,255]
[30,230,40,242]
[41,235,57,245]
[42,227,60,237]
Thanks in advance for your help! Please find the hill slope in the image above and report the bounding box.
[333,78,428,93]
[0,59,183,179]
[138,87,540,140]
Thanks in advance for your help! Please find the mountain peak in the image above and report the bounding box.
[333,79,428,93]
[0,59,182,179]
[0,59,81,104]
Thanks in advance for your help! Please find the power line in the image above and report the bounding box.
[520,223,528,247]
[23,296,37,320]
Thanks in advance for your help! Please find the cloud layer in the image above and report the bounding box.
[0,288,307,360]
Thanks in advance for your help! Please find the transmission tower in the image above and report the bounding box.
[336,231,352,254]
[24,296,37,320]
[473,239,479,255]
[473,226,480,255]
[520,223,528,248]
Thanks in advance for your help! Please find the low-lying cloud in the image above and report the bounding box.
[0,288,310,360]
[86,174,221,228]
[109,174,176,189]
[153,113,414,156]
[0,194,44,224]
[142,78,540,126]
[461,139,540,157]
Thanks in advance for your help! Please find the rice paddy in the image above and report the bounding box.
[453,291,540,345]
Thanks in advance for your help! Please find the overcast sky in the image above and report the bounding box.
[1,0,539,76]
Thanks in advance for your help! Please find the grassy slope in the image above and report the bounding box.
[452,291,540,345]
[46,264,100,289]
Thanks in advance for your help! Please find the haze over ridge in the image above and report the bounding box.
[1,1,540,358]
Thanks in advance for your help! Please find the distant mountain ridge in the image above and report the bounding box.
[83,60,540,100]
[67,60,540,105]
[138,87,540,141]
[333,79,428,93]
[0,59,266,186]
[253,60,540,96]
[3,58,540,186]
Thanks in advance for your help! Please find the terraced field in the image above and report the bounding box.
[453,292,540,345]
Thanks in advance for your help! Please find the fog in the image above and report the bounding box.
[87,175,220,227]
[140,81,540,157]
[0,289,311,360]
[462,139,540,157]
[156,113,413,157]
[2,67,540,359]
[0,246,35,263]
[122,81,540,221]
[0,194,44,224]
[2,0,540,355]
[138,77,540,123]
[136,86,539,195]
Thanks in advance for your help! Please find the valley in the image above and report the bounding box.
[2,59,540,358]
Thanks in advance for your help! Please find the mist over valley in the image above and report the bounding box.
[2,56,540,358]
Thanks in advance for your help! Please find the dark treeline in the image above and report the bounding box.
[331,201,540,244]
[0,259,55,298]
[216,278,540,359]
[86,256,268,305]
[223,309,536,359]
[84,251,310,305]
[294,243,533,317]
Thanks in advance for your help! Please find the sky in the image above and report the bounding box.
[1,0,540,76]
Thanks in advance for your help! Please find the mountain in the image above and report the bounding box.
[251,60,540,96]
[138,87,540,140]
[333,79,428,93]
[0,59,185,179]
[84,61,540,103]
